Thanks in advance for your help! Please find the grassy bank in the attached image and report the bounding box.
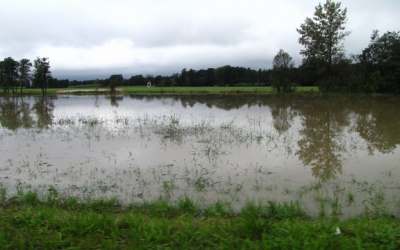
[0,86,319,96]
[120,86,319,95]
[0,191,399,249]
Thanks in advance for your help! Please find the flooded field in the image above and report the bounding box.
[0,94,399,217]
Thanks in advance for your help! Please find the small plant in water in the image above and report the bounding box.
[0,185,7,202]
[362,183,389,217]
[347,191,355,205]
[178,196,197,215]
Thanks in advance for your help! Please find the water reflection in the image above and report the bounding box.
[0,96,55,130]
[32,96,55,129]
[351,97,400,155]
[105,95,123,107]
[0,94,399,184]
[0,97,33,130]
[295,97,349,181]
[126,95,400,182]
[268,96,296,134]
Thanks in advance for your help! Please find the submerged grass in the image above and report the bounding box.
[1,111,399,220]
[0,191,399,249]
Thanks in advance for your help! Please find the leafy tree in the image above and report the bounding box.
[18,58,32,94]
[154,75,163,87]
[215,65,234,86]
[187,69,195,86]
[357,30,400,94]
[270,49,295,92]
[32,57,51,94]
[205,68,215,86]
[297,57,327,86]
[1,57,20,94]
[194,69,207,86]
[169,73,179,88]
[0,61,3,92]
[297,0,350,91]
[259,69,272,86]
[329,52,352,92]
[108,74,123,92]
[178,68,187,86]
[128,74,145,86]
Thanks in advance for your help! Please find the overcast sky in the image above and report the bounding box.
[1,0,399,80]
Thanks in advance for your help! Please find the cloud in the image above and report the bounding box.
[0,0,399,80]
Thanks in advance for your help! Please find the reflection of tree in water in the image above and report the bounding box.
[268,96,296,134]
[20,100,33,129]
[178,95,272,111]
[128,94,272,111]
[295,96,349,182]
[105,95,123,107]
[351,97,400,155]
[0,97,34,130]
[93,95,100,108]
[32,96,55,129]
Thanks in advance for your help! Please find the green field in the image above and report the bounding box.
[1,86,319,96]
[121,86,274,94]
[120,85,319,95]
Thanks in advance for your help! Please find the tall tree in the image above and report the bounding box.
[108,74,123,92]
[0,61,4,93]
[205,68,215,86]
[215,65,234,86]
[357,30,400,94]
[18,58,32,94]
[297,0,350,91]
[32,57,51,94]
[1,57,20,94]
[270,49,295,92]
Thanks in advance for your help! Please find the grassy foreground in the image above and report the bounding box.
[0,192,399,249]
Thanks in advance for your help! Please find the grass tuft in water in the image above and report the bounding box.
[22,190,39,205]
[205,200,233,217]
[178,196,198,215]
[0,185,7,203]
[266,200,307,219]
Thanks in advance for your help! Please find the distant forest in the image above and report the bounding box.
[55,25,400,95]
[2,29,399,94]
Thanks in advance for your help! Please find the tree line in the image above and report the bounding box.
[1,1,399,94]
[0,57,56,94]
[270,1,399,94]
[68,66,272,89]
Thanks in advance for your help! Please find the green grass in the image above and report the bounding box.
[0,191,399,249]
[0,85,319,96]
[1,88,63,95]
[120,85,319,95]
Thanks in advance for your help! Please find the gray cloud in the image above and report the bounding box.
[0,0,399,80]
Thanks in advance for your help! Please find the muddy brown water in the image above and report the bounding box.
[0,94,399,217]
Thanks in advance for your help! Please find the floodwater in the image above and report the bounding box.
[0,94,399,217]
